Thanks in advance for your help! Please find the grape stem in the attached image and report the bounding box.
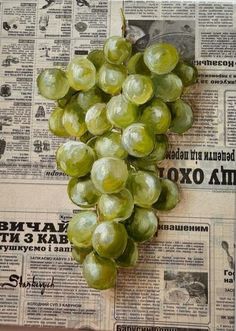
[120,8,127,38]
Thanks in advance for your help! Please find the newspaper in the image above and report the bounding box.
[0,0,235,330]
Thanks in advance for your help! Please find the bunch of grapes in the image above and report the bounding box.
[37,35,197,290]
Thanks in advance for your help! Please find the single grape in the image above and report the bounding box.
[152,73,183,102]
[122,123,154,158]
[173,61,198,86]
[98,63,127,95]
[67,177,100,208]
[169,99,193,134]
[106,94,139,129]
[122,74,153,105]
[142,134,169,163]
[83,252,117,290]
[154,178,180,211]
[94,131,128,159]
[98,188,134,221]
[72,246,92,264]
[92,221,128,259]
[141,98,171,134]
[57,87,77,108]
[87,49,106,70]
[62,98,87,138]
[56,141,95,177]
[126,207,158,243]
[91,157,128,194]
[127,52,150,75]
[37,68,70,100]
[103,36,132,65]
[77,86,104,112]
[115,238,138,268]
[66,56,96,91]
[85,103,112,135]
[67,211,97,249]
[144,43,179,75]
[48,106,70,137]
[127,170,161,208]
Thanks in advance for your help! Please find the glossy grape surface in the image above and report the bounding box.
[173,61,198,86]
[144,43,179,75]
[48,107,70,137]
[106,94,138,129]
[152,73,183,102]
[91,157,128,194]
[92,221,128,259]
[66,57,96,91]
[122,123,154,157]
[85,103,112,135]
[126,207,158,243]
[104,36,132,65]
[98,63,127,95]
[37,68,70,100]
[95,131,128,159]
[83,252,117,290]
[56,141,95,177]
[62,99,87,138]
[67,211,97,249]
[98,188,134,221]
[77,87,104,112]
[67,177,100,208]
[115,238,138,268]
[127,170,161,208]
[122,74,153,105]
[169,99,193,134]
[141,98,171,134]
[154,178,180,210]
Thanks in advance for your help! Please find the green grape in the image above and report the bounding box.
[48,106,70,137]
[127,170,161,208]
[91,157,128,194]
[115,238,138,268]
[57,87,77,108]
[131,160,157,173]
[122,74,153,105]
[87,49,106,70]
[92,221,128,259]
[141,98,171,134]
[72,246,92,264]
[122,123,154,158]
[94,132,128,159]
[62,98,87,138]
[85,103,112,135]
[154,178,180,211]
[103,36,132,65]
[169,99,193,134]
[144,43,179,75]
[142,134,169,163]
[83,252,117,290]
[66,56,96,91]
[98,63,127,95]
[98,188,134,221]
[37,68,70,100]
[56,141,95,177]
[67,211,97,249]
[126,207,158,243]
[152,73,183,102]
[77,86,104,112]
[173,61,198,86]
[127,52,150,75]
[67,177,100,208]
[106,94,138,129]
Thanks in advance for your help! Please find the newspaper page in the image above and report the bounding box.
[0,0,235,331]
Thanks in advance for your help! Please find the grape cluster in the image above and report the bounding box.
[37,35,197,290]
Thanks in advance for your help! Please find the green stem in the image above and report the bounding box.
[120,8,127,38]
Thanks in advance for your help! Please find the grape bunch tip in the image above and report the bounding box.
[37,34,198,290]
